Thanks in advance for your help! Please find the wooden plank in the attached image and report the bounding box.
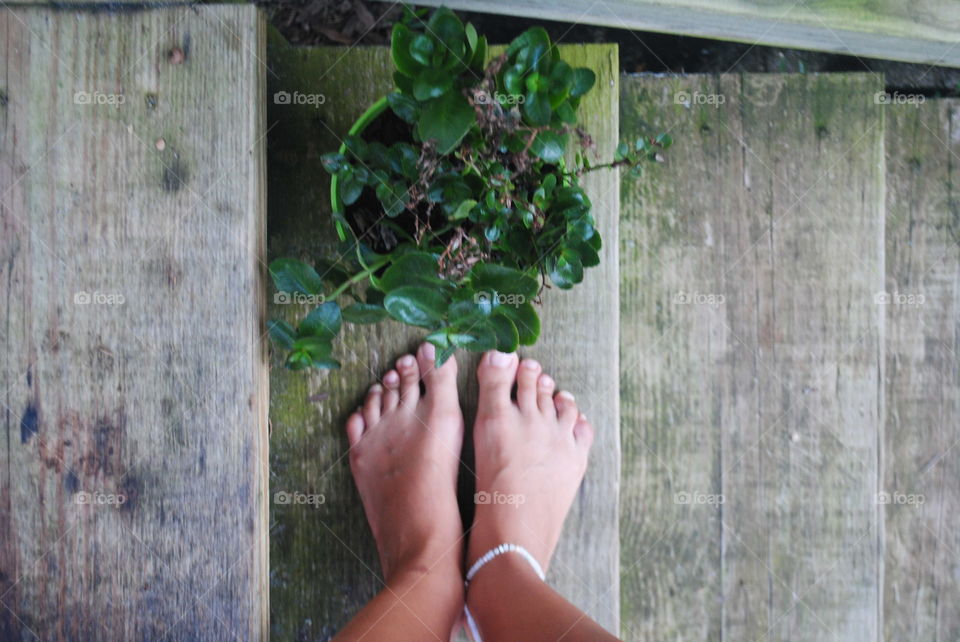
[619,72,885,640]
[618,73,740,640]
[0,6,268,640]
[266,40,620,636]
[415,0,960,68]
[882,99,960,642]
[721,72,884,642]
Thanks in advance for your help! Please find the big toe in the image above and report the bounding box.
[417,342,458,400]
[476,350,519,418]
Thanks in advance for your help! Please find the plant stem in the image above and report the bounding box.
[328,259,390,300]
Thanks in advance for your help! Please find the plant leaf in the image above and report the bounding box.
[547,250,584,289]
[450,198,477,220]
[299,301,342,340]
[469,263,539,299]
[417,90,475,154]
[384,286,448,328]
[391,23,422,77]
[379,252,445,291]
[523,89,551,126]
[530,130,566,163]
[413,68,453,101]
[489,314,520,352]
[570,68,596,97]
[342,302,389,324]
[387,92,419,123]
[496,302,540,345]
[289,336,334,368]
[409,34,435,66]
[269,258,324,295]
[267,319,297,350]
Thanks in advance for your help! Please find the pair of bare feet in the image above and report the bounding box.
[343,343,594,635]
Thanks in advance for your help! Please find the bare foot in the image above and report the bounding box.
[345,343,465,584]
[467,351,594,573]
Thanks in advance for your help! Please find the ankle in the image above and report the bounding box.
[468,518,546,571]
[384,540,462,587]
[466,548,543,610]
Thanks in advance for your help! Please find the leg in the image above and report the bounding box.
[466,351,620,641]
[336,343,466,641]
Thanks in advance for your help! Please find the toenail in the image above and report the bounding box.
[558,391,575,402]
[489,351,514,368]
[539,374,554,387]
[398,355,416,368]
[384,371,399,385]
[369,384,382,393]
[421,342,436,359]
[579,412,588,421]
[522,359,540,370]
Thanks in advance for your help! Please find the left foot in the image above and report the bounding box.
[345,343,466,584]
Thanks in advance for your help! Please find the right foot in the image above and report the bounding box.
[345,343,465,584]
[467,351,594,573]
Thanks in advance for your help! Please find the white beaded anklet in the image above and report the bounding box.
[463,543,545,641]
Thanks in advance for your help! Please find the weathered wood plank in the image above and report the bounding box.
[416,0,960,68]
[620,72,885,641]
[266,40,620,636]
[720,72,884,642]
[0,5,268,641]
[618,73,740,641]
[882,99,960,642]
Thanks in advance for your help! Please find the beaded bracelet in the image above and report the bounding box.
[463,543,545,641]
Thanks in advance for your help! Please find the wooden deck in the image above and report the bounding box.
[0,5,269,640]
[1,3,958,640]
[619,74,959,641]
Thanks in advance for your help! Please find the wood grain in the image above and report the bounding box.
[266,40,620,637]
[618,73,740,641]
[882,99,960,642]
[0,6,268,640]
[619,73,885,641]
[415,0,960,67]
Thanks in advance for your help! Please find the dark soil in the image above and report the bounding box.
[345,107,456,253]
[256,0,960,95]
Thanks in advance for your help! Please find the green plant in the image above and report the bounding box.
[269,6,670,369]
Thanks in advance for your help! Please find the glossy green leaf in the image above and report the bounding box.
[570,68,596,97]
[450,198,477,220]
[489,314,520,352]
[523,90,551,126]
[378,252,444,291]
[288,336,338,370]
[342,302,389,324]
[267,319,296,350]
[555,101,576,124]
[469,263,539,299]
[413,68,453,100]
[530,130,566,163]
[299,301,342,340]
[376,180,408,217]
[320,152,347,174]
[496,302,540,345]
[384,286,448,328]
[269,258,324,295]
[503,65,524,95]
[337,167,364,205]
[417,90,475,154]
[387,92,419,123]
[391,23,422,77]
[409,34,435,66]
[548,250,584,289]
[465,22,478,53]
